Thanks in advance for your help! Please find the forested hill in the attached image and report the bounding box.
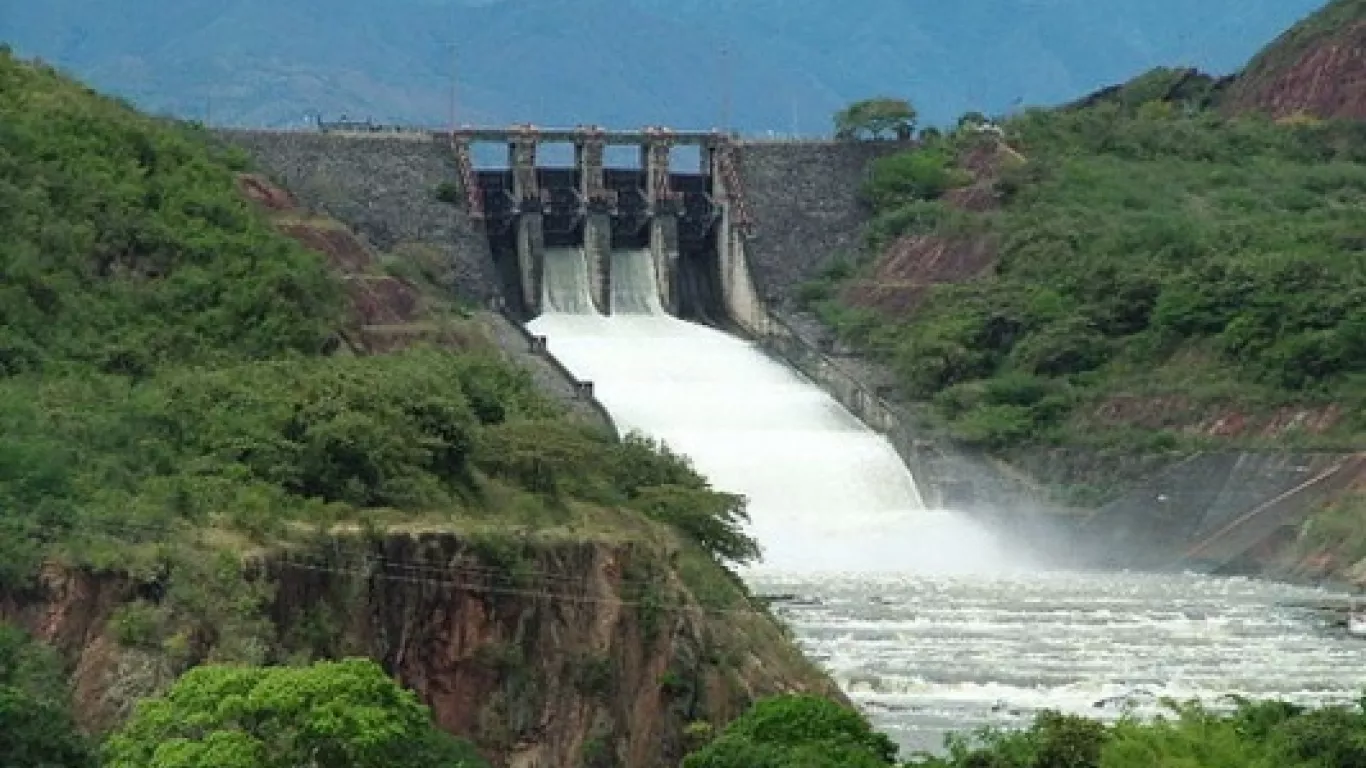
[801,5,1366,497]
[0,48,755,589]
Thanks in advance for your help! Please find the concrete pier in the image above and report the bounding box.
[576,128,612,314]
[509,129,544,315]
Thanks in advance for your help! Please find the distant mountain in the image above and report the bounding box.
[1,0,1328,133]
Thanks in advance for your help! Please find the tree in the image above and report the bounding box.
[835,98,918,140]
[103,658,489,768]
[682,695,898,768]
[0,623,97,768]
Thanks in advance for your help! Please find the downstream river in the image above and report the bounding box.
[748,570,1365,756]
[527,247,1366,756]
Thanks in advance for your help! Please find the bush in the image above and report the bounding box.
[864,149,971,206]
[0,623,97,768]
[683,695,897,768]
[434,181,462,204]
[102,659,489,768]
[914,697,1366,768]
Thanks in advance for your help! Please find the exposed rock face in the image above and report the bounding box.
[1223,1,1366,120]
[841,234,997,315]
[2,535,838,767]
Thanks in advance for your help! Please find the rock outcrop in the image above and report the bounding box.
[1,534,838,767]
[1222,0,1366,120]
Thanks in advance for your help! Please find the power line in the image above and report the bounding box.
[272,554,776,620]
[10,517,790,621]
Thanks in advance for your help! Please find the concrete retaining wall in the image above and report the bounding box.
[1085,452,1364,571]
[218,130,498,304]
[735,141,907,306]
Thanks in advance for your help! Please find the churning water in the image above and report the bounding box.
[748,571,1366,755]
[527,248,1366,755]
[530,248,1014,573]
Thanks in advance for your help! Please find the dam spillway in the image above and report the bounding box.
[527,247,1012,573]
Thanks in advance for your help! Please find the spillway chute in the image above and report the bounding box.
[530,247,1017,573]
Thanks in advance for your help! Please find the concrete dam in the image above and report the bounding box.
[222,123,1366,754]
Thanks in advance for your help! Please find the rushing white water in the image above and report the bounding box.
[749,570,1366,755]
[526,248,1366,755]
[529,248,1016,573]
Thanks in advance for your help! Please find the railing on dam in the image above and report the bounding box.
[486,298,619,438]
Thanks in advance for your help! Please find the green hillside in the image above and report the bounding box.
[807,84,1366,483]
[0,49,755,589]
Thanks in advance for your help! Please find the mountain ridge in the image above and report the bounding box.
[2,0,1326,131]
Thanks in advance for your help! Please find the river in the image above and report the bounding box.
[527,247,1366,756]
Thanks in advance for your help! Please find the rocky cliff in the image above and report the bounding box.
[1,533,837,767]
[1222,0,1366,120]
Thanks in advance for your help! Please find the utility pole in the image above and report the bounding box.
[719,45,734,135]
[446,42,459,130]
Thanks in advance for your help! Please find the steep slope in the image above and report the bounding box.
[1222,0,1366,120]
[802,90,1366,501]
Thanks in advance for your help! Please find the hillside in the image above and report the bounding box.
[0,50,836,764]
[802,72,1366,504]
[0,0,1323,131]
[1223,0,1366,120]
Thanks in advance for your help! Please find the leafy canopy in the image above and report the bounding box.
[682,694,898,768]
[103,658,488,768]
[0,623,97,768]
[0,49,340,377]
[836,98,918,140]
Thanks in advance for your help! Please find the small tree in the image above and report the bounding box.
[103,658,488,768]
[682,695,898,768]
[835,98,918,141]
[0,624,97,768]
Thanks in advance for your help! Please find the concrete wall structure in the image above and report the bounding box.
[219,130,499,304]
[734,141,907,307]
[1084,452,1365,572]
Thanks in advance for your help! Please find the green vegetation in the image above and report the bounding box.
[0,54,340,376]
[694,695,1366,768]
[683,695,900,768]
[811,93,1366,458]
[909,698,1366,768]
[1298,490,1366,565]
[835,98,918,141]
[0,50,757,592]
[103,658,488,768]
[0,623,98,767]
